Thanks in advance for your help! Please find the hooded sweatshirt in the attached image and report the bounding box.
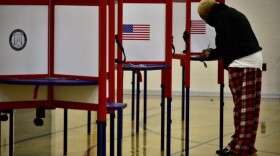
[205,3,262,70]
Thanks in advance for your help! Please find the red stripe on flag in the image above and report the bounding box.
[191,20,206,34]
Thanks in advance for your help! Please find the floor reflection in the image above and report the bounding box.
[0,96,279,156]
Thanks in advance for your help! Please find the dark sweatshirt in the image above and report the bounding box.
[205,3,262,70]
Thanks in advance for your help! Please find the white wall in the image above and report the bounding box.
[121,0,280,98]
[226,0,280,97]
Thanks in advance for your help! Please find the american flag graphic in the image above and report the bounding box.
[122,24,150,40]
[191,20,206,34]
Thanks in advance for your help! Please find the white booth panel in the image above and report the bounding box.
[0,5,48,75]
[54,86,98,104]
[123,4,166,62]
[54,6,99,77]
[191,3,216,53]
[0,85,47,102]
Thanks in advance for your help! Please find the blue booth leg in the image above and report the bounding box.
[110,113,115,156]
[220,84,224,151]
[185,88,190,156]
[181,67,185,121]
[64,109,68,155]
[131,71,135,121]
[166,97,172,156]
[136,71,140,134]
[117,110,123,156]
[87,111,91,135]
[97,121,106,156]
[107,102,127,156]
[143,70,147,129]
[160,84,165,151]
[9,110,13,156]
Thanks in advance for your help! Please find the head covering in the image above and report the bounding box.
[197,0,217,20]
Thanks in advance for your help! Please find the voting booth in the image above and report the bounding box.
[115,0,173,155]
[172,0,225,155]
[0,0,110,155]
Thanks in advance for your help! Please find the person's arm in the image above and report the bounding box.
[211,14,235,60]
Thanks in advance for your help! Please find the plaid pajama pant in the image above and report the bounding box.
[227,67,262,156]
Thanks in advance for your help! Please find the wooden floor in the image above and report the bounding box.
[0,95,279,156]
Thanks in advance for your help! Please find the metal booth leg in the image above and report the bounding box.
[9,110,14,156]
[143,70,147,129]
[182,67,185,121]
[131,71,135,121]
[87,111,91,135]
[63,109,68,155]
[117,109,123,156]
[136,71,140,134]
[97,121,106,156]
[166,97,172,156]
[185,88,190,156]
[160,84,165,151]
[219,84,224,151]
[110,113,115,156]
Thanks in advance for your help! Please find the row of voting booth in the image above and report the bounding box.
[0,0,225,156]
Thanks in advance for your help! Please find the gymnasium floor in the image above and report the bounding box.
[0,95,279,156]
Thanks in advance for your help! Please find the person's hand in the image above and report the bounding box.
[200,48,211,58]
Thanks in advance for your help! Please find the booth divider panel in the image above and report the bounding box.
[0,5,48,76]
[122,3,166,62]
[54,5,99,77]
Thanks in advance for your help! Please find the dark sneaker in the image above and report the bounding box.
[216,148,237,156]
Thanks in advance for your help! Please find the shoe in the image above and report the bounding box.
[216,148,237,156]
[248,148,257,155]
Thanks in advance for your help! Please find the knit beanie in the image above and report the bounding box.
[197,0,217,20]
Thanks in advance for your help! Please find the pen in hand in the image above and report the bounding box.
[201,43,211,58]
